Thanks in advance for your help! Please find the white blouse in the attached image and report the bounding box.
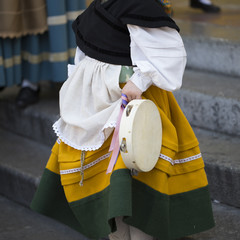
[55,26,187,151]
[72,25,187,92]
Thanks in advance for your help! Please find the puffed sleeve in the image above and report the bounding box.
[128,24,187,92]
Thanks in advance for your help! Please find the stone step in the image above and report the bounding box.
[171,0,240,77]
[1,192,240,240]
[188,201,240,240]
[0,128,50,207]
[174,69,240,136]
[0,195,89,240]
[194,127,240,208]
[180,21,240,78]
[0,121,240,209]
[0,82,60,147]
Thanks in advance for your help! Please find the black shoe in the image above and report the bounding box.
[0,87,5,92]
[16,86,40,108]
[190,0,221,13]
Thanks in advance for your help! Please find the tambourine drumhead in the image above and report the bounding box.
[119,99,162,172]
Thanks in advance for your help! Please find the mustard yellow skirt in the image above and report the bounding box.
[31,86,214,239]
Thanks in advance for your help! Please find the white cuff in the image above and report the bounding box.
[129,69,152,92]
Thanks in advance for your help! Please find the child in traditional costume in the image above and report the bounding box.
[31,0,215,239]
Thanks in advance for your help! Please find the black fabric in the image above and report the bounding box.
[72,0,179,66]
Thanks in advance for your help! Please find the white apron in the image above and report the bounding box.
[53,56,126,151]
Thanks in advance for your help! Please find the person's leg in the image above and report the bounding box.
[21,79,39,91]
[129,225,154,240]
[109,217,131,240]
[190,0,221,13]
[16,79,40,108]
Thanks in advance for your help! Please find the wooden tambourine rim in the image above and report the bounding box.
[119,99,162,172]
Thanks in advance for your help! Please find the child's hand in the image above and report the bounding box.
[122,80,142,102]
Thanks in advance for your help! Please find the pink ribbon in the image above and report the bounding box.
[106,94,128,174]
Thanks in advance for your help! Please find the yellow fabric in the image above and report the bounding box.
[142,85,199,152]
[45,86,208,203]
[156,145,204,176]
[59,136,112,203]
[49,140,207,203]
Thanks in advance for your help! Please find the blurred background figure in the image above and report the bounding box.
[190,0,221,13]
[0,0,86,108]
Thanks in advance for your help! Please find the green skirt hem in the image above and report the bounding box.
[31,169,215,239]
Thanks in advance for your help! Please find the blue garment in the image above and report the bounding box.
[0,0,86,87]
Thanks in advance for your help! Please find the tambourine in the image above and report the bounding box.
[119,99,162,172]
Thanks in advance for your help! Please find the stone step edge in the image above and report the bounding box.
[0,163,39,207]
[183,36,240,78]
[176,18,240,44]
[174,68,240,136]
[0,99,59,147]
[175,19,240,78]
[174,89,240,137]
